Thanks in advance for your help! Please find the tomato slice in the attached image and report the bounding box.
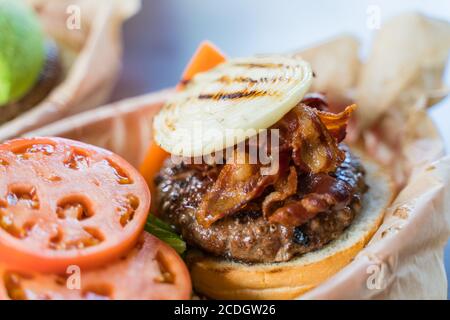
[0,232,191,300]
[0,137,150,274]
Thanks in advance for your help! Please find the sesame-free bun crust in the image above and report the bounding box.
[187,151,394,299]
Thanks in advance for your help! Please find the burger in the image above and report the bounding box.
[152,55,393,299]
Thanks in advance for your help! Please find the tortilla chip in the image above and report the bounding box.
[296,36,360,111]
[356,13,450,131]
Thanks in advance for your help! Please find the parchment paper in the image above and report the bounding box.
[0,0,140,142]
[27,13,450,299]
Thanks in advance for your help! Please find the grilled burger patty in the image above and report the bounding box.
[156,145,367,263]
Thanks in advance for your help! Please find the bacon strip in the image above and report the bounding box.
[262,166,297,217]
[301,92,329,112]
[196,152,285,227]
[277,105,345,173]
[268,173,352,226]
[196,102,356,227]
[317,104,356,142]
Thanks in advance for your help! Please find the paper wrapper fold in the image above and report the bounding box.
[27,13,450,299]
[0,0,140,142]
[295,35,360,110]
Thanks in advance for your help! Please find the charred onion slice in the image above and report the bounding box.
[154,55,313,157]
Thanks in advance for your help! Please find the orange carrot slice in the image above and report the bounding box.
[139,142,169,198]
[140,41,226,215]
[177,40,227,89]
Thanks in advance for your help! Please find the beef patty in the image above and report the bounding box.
[155,145,367,263]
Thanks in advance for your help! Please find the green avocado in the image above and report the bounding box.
[0,0,45,106]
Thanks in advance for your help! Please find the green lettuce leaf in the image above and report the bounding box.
[145,215,186,254]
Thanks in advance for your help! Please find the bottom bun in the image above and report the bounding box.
[187,152,394,299]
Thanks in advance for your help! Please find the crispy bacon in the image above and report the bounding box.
[262,166,297,217]
[301,92,329,111]
[317,105,356,142]
[277,104,345,173]
[195,101,356,227]
[196,152,287,227]
[268,173,352,226]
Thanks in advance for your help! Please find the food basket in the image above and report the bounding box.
[27,13,450,299]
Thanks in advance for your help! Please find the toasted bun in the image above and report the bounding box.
[187,151,394,299]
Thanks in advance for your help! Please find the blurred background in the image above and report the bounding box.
[112,0,450,296]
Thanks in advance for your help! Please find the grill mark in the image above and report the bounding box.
[218,76,259,84]
[217,75,291,85]
[234,62,287,68]
[198,90,277,101]
[165,118,176,131]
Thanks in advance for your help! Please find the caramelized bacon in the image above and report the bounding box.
[301,93,355,142]
[196,152,286,227]
[262,166,298,217]
[301,92,329,111]
[277,104,345,173]
[268,173,352,226]
[195,100,356,227]
[317,105,356,142]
